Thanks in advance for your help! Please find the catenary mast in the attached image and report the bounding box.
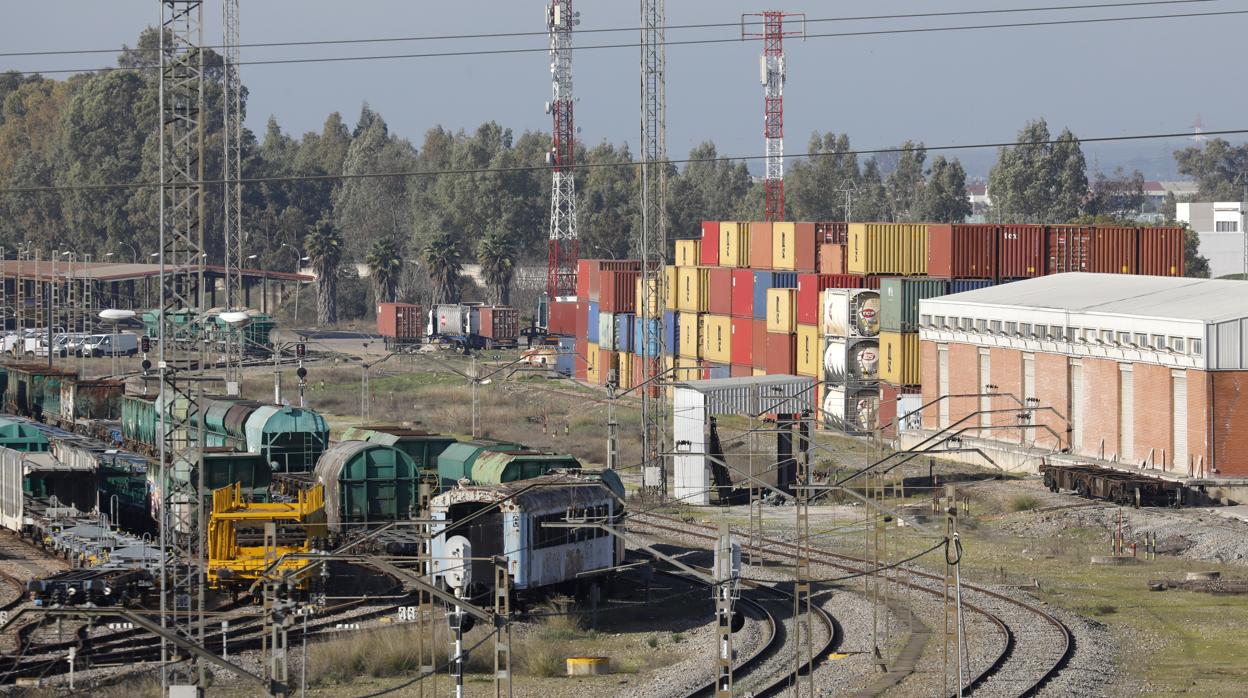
[546,0,578,300]
[222,0,244,390]
[640,0,668,498]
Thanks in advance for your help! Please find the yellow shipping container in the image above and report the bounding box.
[771,221,797,270]
[879,331,921,386]
[617,351,634,390]
[847,223,929,275]
[635,276,663,318]
[585,342,601,385]
[795,324,823,377]
[765,288,798,334]
[665,266,677,311]
[700,315,733,365]
[675,239,700,267]
[718,221,751,267]
[678,312,703,359]
[676,267,709,313]
[752,368,766,377]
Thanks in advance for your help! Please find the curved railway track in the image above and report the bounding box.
[632,512,1072,698]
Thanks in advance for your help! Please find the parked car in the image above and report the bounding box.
[80,333,140,357]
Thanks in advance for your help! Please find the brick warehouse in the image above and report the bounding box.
[915,274,1248,478]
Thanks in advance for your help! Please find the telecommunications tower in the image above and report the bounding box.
[546,0,579,299]
[222,0,244,390]
[742,12,804,221]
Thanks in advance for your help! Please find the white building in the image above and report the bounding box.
[1175,202,1246,278]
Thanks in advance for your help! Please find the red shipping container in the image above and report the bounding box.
[574,301,588,346]
[751,319,768,371]
[1048,225,1092,274]
[707,268,733,315]
[818,243,846,274]
[998,225,1046,278]
[793,222,818,272]
[548,300,576,335]
[816,221,848,245]
[1090,226,1138,274]
[730,363,752,378]
[879,383,898,439]
[927,224,997,279]
[731,269,755,318]
[376,302,422,339]
[599,269,639,312]
[598,349,617,387]
[749,221,774,269]
[700,221,720,266]
[731,317,754,366]
[861,275,882,290]
[477,306,519,342]
[765,332,797,376]
[1139,227,1184,276]
[576,259,593,300]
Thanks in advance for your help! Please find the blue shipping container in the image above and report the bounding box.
[950,279,994,294]
[752,271,800,320]
[665,310,678,356]
[555,337,576,377]
[707,362,731,380]
[586,302,600,344]
[633,317,661,356]
[614,313,634,354]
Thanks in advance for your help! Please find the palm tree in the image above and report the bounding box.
[420,231,463,306]
[476,229,517,305]
[304,219,343,324]
[366,237,404,304]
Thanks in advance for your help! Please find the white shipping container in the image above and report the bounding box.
[823,338,880,384]
[822,289,881,338]
[821,386,880,434]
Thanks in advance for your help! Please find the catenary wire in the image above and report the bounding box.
[0,127,1243,195]
[5,7,1243,76]
[0,0,1216,58]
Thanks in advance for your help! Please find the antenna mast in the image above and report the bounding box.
[222,0,244,391]
[546,0,579,300]
[640,0,668,498]
[743,11,804,221]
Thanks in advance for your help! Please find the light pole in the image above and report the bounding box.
[99,309,136,378]
[280,244,310,326]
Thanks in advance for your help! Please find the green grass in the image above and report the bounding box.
[1009,494,1042,512]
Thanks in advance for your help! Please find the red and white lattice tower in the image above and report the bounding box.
[546,0,579,299]
[743,12,804,221]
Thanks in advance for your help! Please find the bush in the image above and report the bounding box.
[1011,494,1042,512]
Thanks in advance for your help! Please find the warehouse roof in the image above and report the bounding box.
[0,261,311,283]
[936,273,1248,323]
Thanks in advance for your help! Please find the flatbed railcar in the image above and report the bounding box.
[1040,462,1184,507]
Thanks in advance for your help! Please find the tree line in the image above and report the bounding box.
[0,29,1227,322]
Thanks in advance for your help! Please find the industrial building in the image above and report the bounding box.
[1175,201,1246,278]
[916,274,1248,479]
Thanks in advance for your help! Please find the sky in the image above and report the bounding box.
[4,0,1246,179]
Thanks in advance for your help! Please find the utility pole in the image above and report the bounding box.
[742,11,804,222]
[838,179,858,223]
[713,524,739,698]
[157,0,208,688]
[943,485,965,698]
[545,0,579,301]
[640,0,668,499]
[222,0,245,393]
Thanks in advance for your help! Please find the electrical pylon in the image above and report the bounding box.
[546,0,578,300]
[640,0,668,498]
[158,0,208,687]
[222,0,244,389]
[742,12,804,221]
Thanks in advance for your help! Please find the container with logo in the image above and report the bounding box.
[700,222,720,266]
[766,288,798,334]
[676,267,709,313]
[796,273,863,326]
[678,313,702,359]
[765,332,797,376]
[998,224,1046,278]
[1048,225,1092,274]
[795,324,824,377]
[822,386,880,434]
[927,224,997,279]
[821,289,881,338]
[731,269,756,317]
[707,268,733,315]
[819,243,846,274]
[731,317,754,366]
[823,338,880,384]
[1090,226,1138,274]
[700,315,733,364]
[718,221,751,267]
[675,239,701,267]
[749,221,774,269]
[879,278,949,333]
[879,331,921,386]
[1138,226,1184,276]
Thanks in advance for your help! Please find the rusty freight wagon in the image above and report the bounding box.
[1040,462,1183,507]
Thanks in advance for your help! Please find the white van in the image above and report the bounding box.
[80,333,140,357]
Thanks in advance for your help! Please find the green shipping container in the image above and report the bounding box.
[879,278,949,333]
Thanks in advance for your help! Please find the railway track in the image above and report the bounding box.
[632,512,1073,698]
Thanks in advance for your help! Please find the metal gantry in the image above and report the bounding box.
[639,0,668,498]
[158,0,208,686]
[222,0,245,390]
[546,0,579,300]
[742,12,804,221]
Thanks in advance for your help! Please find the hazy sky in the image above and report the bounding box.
[4,0,1246,178]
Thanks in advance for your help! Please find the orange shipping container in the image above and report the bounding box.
[377,302,422,339]
[749,221,774,269]
[818,243,846,274]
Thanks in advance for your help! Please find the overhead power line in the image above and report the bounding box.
[0,0,1217,59]
[1,127,1242,195]
[6,6,1244,76]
